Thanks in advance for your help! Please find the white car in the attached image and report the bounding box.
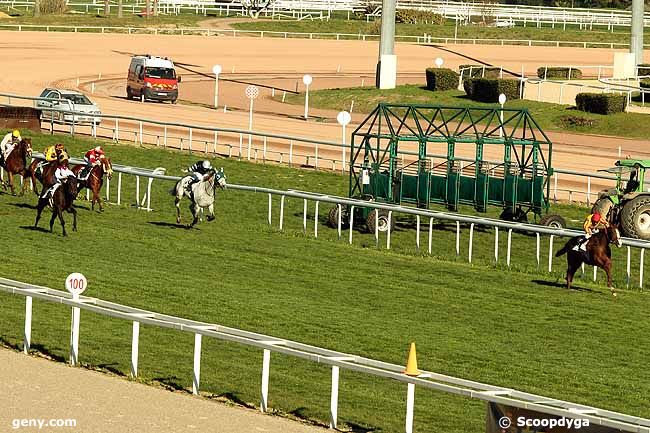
[36,88,102,125]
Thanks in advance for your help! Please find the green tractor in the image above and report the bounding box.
[592,159,650,240]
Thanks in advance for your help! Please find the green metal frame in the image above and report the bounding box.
[349,103,553,216]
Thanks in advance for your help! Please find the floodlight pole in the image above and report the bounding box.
[631,0,644,68]
[376,0,397,89]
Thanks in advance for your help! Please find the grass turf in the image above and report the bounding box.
[279,86,650,140]
[1,132,648,432]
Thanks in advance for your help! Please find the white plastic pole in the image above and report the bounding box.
[416,215,421,251]
[70,294,80,366]
[536,233,541,268]
[548,235,554,272]
[248,98,254,160]
[494,227,499,262]
[428,218,433,254]
[468,223,474,263]
[329,366,340,429]
[314,201,319,238]
[279,195,285,230]
[341,123,347,173]
[260,349,271,412]
[627,246,631,287]
[24,296,32,354]
[349,206,355,244]
[337,204,342,239]
[456,221,460,255]
[192,333,202,395]
[130,321,139,377]
[640,249,645,288]
[386,211,393,250]
[304,83,310,119]
[214,74,219,108]
[267,194,272,225]
[303,199,307,234]
[507,229,512,267]
[405,383,415,433]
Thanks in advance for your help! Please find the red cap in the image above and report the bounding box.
[592,213,601,222]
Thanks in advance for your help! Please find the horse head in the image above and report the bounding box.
[21,138,32,158]
[214,167,227,190]
[100,155,113,180]
[607,224,623,248]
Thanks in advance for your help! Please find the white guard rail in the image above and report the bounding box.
[1,276,649,433]
[0,91,624,205]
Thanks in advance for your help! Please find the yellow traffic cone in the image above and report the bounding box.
[402,342,421,376]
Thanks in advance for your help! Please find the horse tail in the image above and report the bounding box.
[169,179,181,196]
[555,237,579,257]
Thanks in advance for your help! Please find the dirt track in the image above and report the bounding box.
[0,348,325,433]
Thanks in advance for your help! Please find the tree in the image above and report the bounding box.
[241,0,275,19]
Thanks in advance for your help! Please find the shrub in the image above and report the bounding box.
[536,67,582,80]
[558,115,597,128]
[459,64,502,79]
[40,0,68,14]
[637,64,650,77]
[463,78,521,102]
[575,93,627,115]
[395,9,444,24]
[425,68,459,91]
[640,79,650,89]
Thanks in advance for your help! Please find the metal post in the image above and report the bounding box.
[386,211,393,250]
[303,199,307,234]
[24,296,32,354]
[593,266,597,282]
[536,233,541,268]
[455,221,460,255]
[260,349,271,412]
[627,246,631,287]
[468,223,474,263]
[376,0,397,89]
[135,176,140,208]
[405,382,415,433]
[131,321,139,377]
[375,210,379,247]
[193,333,202,395]
[428,218,433,255]
[507,229,512,267]
[640,249,645,288]
[337,204,342,239]
[416,215,420,251]
[267,194,272,225]
[548,235,554,273]
[314,201,319,238]
[631,0,644,66]
[349,206,355,244]
[330,366,340,429]
[494,227,499,262]
[279,196,285,230]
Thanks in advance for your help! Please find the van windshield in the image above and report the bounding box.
[145,67,176,80]
[63,94,92,105]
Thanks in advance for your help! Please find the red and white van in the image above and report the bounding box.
[126,55,180,103]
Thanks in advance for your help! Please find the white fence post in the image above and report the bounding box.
[314,201,319,238]
[405,382,415,433]
[428,218,433,255]
[279,195,285,230]
[455,221,460,256]
[193,333,202,395]
[329,366,340,429]
[416,215,420,251]
[349,206,355,245]
[626,246,631,287]
[536,233,541,268]
[386,211,393,250]
[494,227,499,262]
[468,223,474,263]
[548,235,554,273]
[260,349,271,412]
[117,172,122,205]
[70,297,81,366]
[131,321,140,377]
[24,296,32,354]
[507,229,513,267]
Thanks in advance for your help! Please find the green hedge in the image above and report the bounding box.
[395,8,444,24]
[459,64,502,79]
[463,78,521,102]
[425,68,459,91]
[638,64,650,76]
[640,79,650,89]
[575,93,627,115]
[536,67,582,80]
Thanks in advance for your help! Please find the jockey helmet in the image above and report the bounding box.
[202,160,212,170]
[55,143,64,150]
[12,129,20,138]
[94,146,103,153]
[592,213,601,223]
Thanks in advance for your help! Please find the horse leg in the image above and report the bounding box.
[206,203,215,222]
[49,209,57,233]
[8,173,16,195]
[566,257,581,290]
[29,167,39,195]
[70,206,78,232]
[34,200,45,228]
[94,186,104,212]
[190,203,199,228]
[601,258,616,296]
[175,196,182,224]
[57,208,67,236]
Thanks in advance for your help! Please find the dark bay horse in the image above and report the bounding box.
[555,224,622,295]
[71,156,113,211]
[1,138,32,195]
[34,177,78,236]
[26,159,57,195]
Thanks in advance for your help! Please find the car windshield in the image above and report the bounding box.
[145,67,176,79]
[63,94,92,105]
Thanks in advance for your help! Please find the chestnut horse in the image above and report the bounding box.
[555,224,622,295]
[34,176,78,236]
[1,138,32,195]
[71,156,113,211]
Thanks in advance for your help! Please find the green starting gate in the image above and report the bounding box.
[349,103,555,223]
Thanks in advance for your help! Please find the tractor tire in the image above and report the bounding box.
[366,209,394,234]
[539,214,566,229]
[327,205,348,229]
[591,197,614,221]
[621,196,650,240]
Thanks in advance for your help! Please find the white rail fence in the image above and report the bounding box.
[0,91,627,206]
[1,276,649,433]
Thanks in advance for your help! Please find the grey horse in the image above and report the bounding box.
[170,168,226,227]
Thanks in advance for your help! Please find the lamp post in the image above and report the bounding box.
[245,85,259,160]
[337,111,351,173]
[212,64,222,109]
[303,74,313,119]
[498,93,507,138]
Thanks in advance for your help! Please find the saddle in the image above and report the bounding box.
[41,183,60,208]
[78,165,93,181]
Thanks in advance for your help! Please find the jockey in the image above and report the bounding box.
[183,160,213,191]
[580,212,609,250]
[44,143,67,163]
[53,154,76,190]
[0,129,21,164]
[81,146,105,178]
